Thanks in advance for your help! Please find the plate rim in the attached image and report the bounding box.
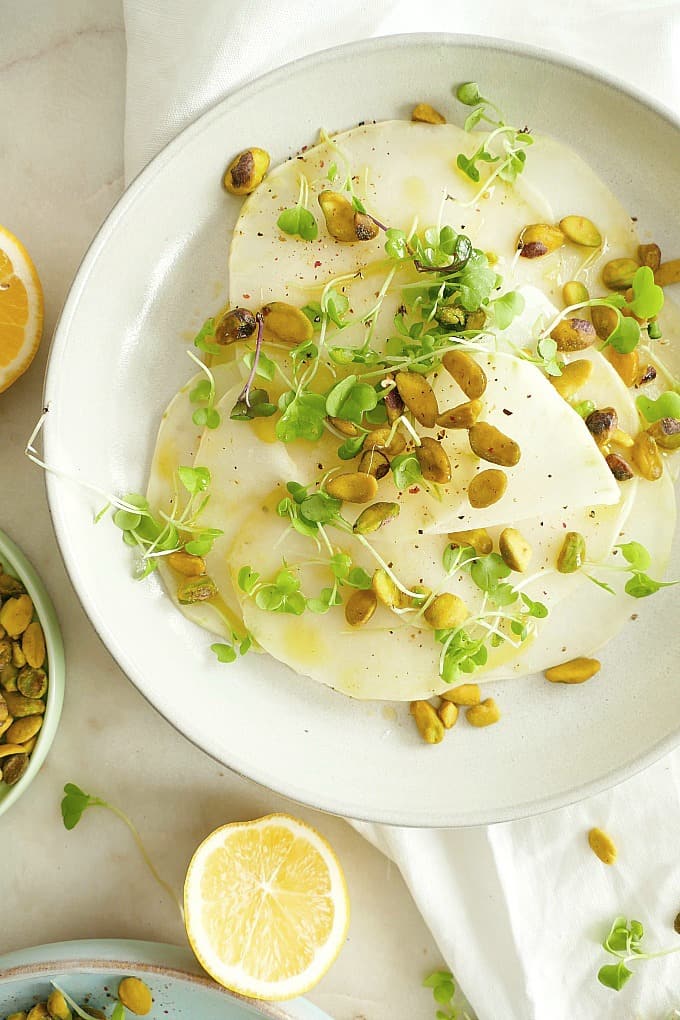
[0,938,328,1019]
[42,31,680,827]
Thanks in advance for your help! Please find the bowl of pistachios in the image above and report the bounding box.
[0,527,65,816]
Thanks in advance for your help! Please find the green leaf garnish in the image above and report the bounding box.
[597,915,680,992]
[629,265,664,319]
[636,390,680,423]
[276,390,327,442]
[61,783,182,916]
[277,205,318,241]
[391,452,423,489]
[326,374,378,424]
[178,465,211,495]
[337,434,366,459]
[492,290,525,330]
[211,642,237,663]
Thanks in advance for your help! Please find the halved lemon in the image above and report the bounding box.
[0,225,43,394]
[184,813,350,1001]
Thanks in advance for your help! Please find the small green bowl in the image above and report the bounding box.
[0,527,65,817]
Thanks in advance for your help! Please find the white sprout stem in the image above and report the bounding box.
[105,802,184,920]
[186,348,215,404]
[25,413,144,516]
[352,533,421,598]
[50,982,105,1020]
[510,566,556,594]
[452,137,526,211]
[387,414,421,448]
[435,187,448,234]
[316,522,335,557]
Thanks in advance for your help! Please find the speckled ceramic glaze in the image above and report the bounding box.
[0,940,330,1018]
[43,35,680,825]
[0,528,65,817]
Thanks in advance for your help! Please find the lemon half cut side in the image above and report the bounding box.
[184,813,350,1001]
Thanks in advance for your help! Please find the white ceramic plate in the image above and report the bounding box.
[43,35,680,826]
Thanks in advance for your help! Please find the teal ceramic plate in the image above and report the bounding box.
[0,940,330,1018]
[0,527,65,817]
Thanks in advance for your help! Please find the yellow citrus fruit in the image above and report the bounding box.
[0,225,43,393]
[184,813,350,1000]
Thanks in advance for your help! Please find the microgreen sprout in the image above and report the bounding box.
[231,311,278,420]
[211,629,252,663]
[637,389,680,423]
[435,544,548,683]
[491,290,525,330]
[187,349,220,429]
[277,174,318,241]
[61,783,183,919]
[585,540,679,599]
[539,267,665,357]
[423,969,459,1019]
[192,316,223,356]
[597,916,680,991]
[453,82,533,201]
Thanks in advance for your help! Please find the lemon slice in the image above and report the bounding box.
[184,813,350,1000]
[0,225,43,394]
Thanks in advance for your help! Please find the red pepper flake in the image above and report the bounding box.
[243,293,251,299]
[314,260,322,268]
[409,486,420,494]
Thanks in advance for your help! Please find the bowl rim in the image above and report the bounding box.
[0,938,328,1019]
[0,527,65,817]
[42,32,680,827]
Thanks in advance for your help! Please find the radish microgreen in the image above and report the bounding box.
[390,452,423,489]
[637,389,680,423]
[491,290,525,330]
[61,783,182,918]
[277,174,318,241]
[454,83,533,193]
[192,316,223,356]
[435,543,548,683]
[597,915,680,991]
[584,540,679,599]
[187,349,221,429]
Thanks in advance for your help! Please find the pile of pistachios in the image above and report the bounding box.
[5,975,153,1019]
[0,564,47,787]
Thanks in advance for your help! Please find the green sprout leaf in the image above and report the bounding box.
[211,642,237,664]
[456,82,485,106]
[326,374,378,424]
[607,313,641,354]
[629,266,664,319]
[337,434,366,459]
[193,317,223,355]
[322,288,350,328]
[277,205,318,241]
[391,452,423,489]
[61,783,103,830]
[276,391,327,443]
[456,151,481,183]
[492,290,525,330]
[60,783,182,918]
[385,227,410,261]
[177,465,211,495]
[299,491,342,524]
[244,349,276,382]
[237,566,260,594]
[617,541,651,571]
[536,337,563,377]
[598,962,633,991]
[636,390,680,423]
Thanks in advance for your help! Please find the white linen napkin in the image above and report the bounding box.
[123,2,680,1017]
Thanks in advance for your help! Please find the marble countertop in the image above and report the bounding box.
[0,4,440,1017]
